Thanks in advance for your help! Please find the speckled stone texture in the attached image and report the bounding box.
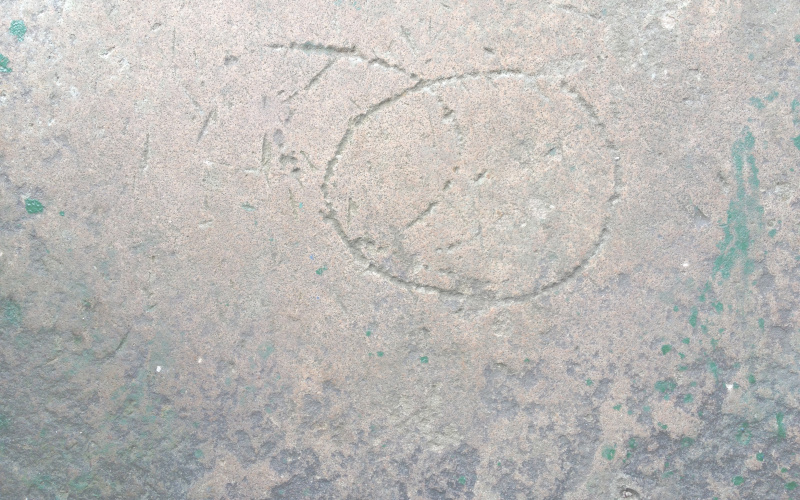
[1,1,800,499]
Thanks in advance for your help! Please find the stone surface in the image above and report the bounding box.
[0,1,799,499]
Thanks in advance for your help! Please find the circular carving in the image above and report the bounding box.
[325,73,615,300]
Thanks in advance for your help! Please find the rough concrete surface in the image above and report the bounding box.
[1,1,800,499]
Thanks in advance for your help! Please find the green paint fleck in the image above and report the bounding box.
[758,318,765,329]
[0,53,11,73]
[689,307,698,327]
[643,405,651,413]
[765,91,779,102]
[711,338,719,349]
[796,35,800,43]
[732,476,744,486]
[713,127,762,280]
[59,210,65,216]
[2,299,22,327]
[524,358,531,363]
[793,99,800,112]
[241,203,255,211]
[712,302,723,313]
[681,436,694,447]
[768,228,777,238]
[673,305,679,312]
[458,475,466,485]
[736,422,751,444]
[194,449,204,459]
[658,422,668,430]
[376,351,384,357]
[681,338,690,345]
[365,330,372,337]
[315,266,328,275]
[655,379,677,395]
[25,199,44,213]
[749,97,765,109]
[420,356,428,364]
[257,342,274,360]
[756,452,764,461]
[701,324,708,334]
[782,468,790,473]
[628,438,637,449]
[748,374,756,384]
[787,482,798,491]
[777,413,786,439]
[613,404,622,411]
[9,20,26,41]
[661,345,672,355]
[0,414,9,431]
[601,446,616,460]
[677,365,688,371]
[793,135,800,151]
[585,378,593,386]
[708,361,718,379]
[678,352,685,359]
[684,393,693,403]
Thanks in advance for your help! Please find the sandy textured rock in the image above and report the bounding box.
[1,1,799,499]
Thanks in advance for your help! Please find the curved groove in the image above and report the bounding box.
[272,43,621,304]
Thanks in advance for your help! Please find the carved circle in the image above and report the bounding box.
[325,73,616,300]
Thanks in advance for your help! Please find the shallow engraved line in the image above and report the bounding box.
[270,44,620,303]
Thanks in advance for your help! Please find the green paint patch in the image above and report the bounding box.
[628,437,637,449]
[768,228,777,238]
[661,344,671,355]
[688,307,698,326]
[796,35,800,43]
[59,210,65,216]
[765,91,779,102]
[376,351,384,357]
[0,53,10,73]
[712,302,723,313]
[787,482,798,491]
[365,330,371,337]
[655,379,677,396]
[793,135,800,152]
[194,449,204,459]
[586,378,593,386]
[315,266,328,275]
[601,446,616,460]
[756,452,764,461]
[748,374,756,384]
[613,404,622,411]
[776,412,786,439]
[749,97,765,109]
[732,476,744,486]
[0,414,9,431]
[681,436,694,447]
[458,475,466,485]
[419,356,428,364]
[681,338,690,344]
[524,358,531,363]
[258,342,275,360]
[708,361,719,379]
[9,20,26,41]
[758,318,765,329]
[678,352,685,359]
[713,127,762,280]
[2,299,22,326]
[25,198,44,213]
[658,422,668,430]
[241,203,256,211]
[673,305,679,312]
[684,393,693,403]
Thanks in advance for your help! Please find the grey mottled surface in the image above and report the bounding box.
[1,1,800,499]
